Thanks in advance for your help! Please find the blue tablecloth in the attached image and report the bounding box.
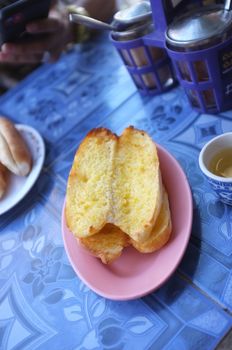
[0,34,231,350]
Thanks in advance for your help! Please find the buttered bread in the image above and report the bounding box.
[79,224,129,264]
[66,128,117,238]
[65,126,172,264]
[112,127,162,243]
[130,189,172,253]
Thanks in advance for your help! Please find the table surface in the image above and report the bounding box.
[0,34,232,350]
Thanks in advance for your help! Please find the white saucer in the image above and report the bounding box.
[0,124,45,215]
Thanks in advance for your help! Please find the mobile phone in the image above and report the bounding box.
[0,0,51,45]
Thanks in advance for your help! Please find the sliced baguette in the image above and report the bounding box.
[112,126,162,243]
[66,127,163,247]
[81,189,171,264]
[79,224,129,264]
[131,189,172,253]
[66,128,117,238]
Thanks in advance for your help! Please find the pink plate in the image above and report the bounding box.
[62,144,193,300]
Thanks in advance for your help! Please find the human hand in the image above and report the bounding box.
[0,7,74,64]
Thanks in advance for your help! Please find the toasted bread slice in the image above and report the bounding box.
[81,188,171,263]
[79,224,130,264]
[66,128,117,238]
[131,189,172,253]
[112,126,162,243]
[66,126,163,245]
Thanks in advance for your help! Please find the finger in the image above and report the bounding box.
[49,50,61,62]
[1,37,52,55]
[26,18,62,34]
[0,52,43,64]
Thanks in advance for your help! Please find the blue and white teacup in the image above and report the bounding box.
[199,132,232,206]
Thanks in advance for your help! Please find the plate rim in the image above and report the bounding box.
[0,123,45,216]
[62,144,193,300]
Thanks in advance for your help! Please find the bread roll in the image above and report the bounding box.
[0,117,32,176]
[0,162,9,199]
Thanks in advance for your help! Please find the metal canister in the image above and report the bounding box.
[111,4,175,93]
[166,5,232,50]
[165,5,232,112]
[111,20,164,68]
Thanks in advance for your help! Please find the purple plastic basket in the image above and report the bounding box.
[166,35,232,113]
[110,33,176,96]
[110,0,214,98]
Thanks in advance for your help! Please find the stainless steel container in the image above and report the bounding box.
[111,6,174,92]
[166,5,232,51]
[165,4,232,112]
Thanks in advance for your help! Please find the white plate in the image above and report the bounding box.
[0,124,45,215]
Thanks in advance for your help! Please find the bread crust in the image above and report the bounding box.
[0,117,32,176]
[131,189,172,253]
[0,162,9,199]
[79,224,130,264]
[86,127,118,140]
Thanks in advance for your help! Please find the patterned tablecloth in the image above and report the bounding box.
[0,34,232,350]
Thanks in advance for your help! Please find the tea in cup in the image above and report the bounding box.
[199,132,232,205]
